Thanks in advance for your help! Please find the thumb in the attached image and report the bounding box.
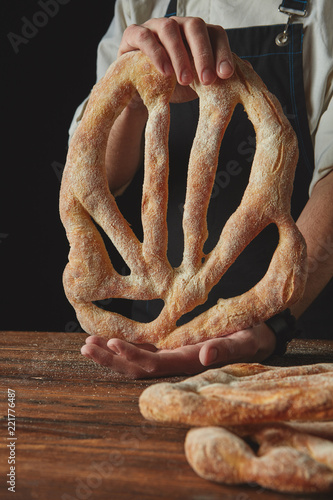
[198,330,259,367]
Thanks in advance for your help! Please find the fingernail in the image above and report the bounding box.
[201,68,215,85]
[206,347,218,365]
[180,68,193,85]
[81,348,92,359]
[107,342,120,355]
[219,60,234,78]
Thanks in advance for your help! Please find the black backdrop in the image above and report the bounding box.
[2,1,332,338]
[2,0,116,332]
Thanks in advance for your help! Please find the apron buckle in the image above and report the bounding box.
[275,13,294,46]
[278,4,308,18]
[275,3,308,47]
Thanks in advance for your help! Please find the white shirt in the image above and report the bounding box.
[69,0,333,194]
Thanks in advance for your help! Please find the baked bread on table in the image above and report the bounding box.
[139,362,333,426]
[140,362,333,493]
[185,422,333,493]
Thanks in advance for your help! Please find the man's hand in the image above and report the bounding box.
[118,16,234,103]
[106,16,234,192]
[81,324,276,379]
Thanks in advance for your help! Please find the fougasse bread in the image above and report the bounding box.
[59,51,306,348]
[139,363,333,426]
[140,363,333,493]
[185,422,333,493]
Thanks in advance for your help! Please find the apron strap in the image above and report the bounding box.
[276,0,309,46]
[279,0,308,16]
[165,0,177,17]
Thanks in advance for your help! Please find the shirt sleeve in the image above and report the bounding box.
[309,69,333,194]
[306,0,333,194]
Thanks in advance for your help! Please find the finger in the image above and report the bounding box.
[85,335,119,354]
[81,342,151,379]
[180,17,216,85]
[199,330,259,366]
[107,339,164,374]
[132,342,158,353]
[107,339,204,376]
[118,24,173,76]
[145,17,193,85]
[209,24,234,79]
[81,342,116,367]
[85,335,108,348]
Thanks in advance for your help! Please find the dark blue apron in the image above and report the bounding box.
[113,0,332,339]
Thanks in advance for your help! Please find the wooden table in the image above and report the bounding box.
[1,332,333,500]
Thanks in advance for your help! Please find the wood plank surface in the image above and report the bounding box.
[1,331,333,500]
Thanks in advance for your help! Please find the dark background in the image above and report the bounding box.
[2,1,332,338]
[2,0,116,332]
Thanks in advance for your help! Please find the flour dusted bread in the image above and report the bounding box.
[140,362,333,493]
[139,363,333,426]
[185,423,333,493]
[60,50,306,348]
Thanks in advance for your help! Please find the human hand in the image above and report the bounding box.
[81,323,276,379]
[118,16,234,103]
[105,17,234,191]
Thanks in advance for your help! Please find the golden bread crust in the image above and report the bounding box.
[185,423,333,493]
[139,362,333,425]
[140,362,333,493]
[60,51,306,348]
